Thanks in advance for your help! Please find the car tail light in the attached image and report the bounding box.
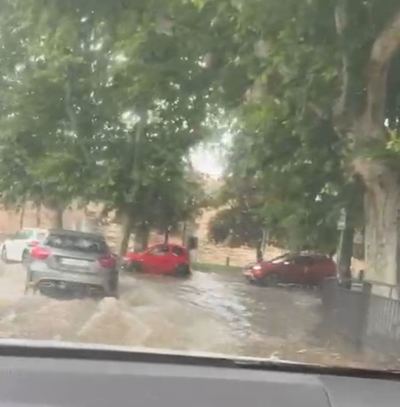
[28,240,40,247]
[98,254,116,268]
[31,246,51,260]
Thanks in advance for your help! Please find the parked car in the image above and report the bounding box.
[25,229,118,297]
[243,252,336,286]
[1,228,48,263]
[122,243,191,276]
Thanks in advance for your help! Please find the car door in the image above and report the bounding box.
[267,254,293,283]
[307,256,335,284]
[4,233,19,261]
[288,256,312,284]
[170,245,186,268]
[6,230,33,261]
[142,245,175,274]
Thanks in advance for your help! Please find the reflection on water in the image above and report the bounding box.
[0,263,395,368]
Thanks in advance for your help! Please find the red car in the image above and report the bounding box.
[243,252,336,286]
[122,243,191,276]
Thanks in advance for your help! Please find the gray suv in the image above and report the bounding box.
[25,230,118,298]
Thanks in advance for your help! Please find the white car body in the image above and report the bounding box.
[1,228,48,262]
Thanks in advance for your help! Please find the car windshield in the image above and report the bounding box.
[270,253,293,264]
[14,230,34,239]
[0,0,399,374]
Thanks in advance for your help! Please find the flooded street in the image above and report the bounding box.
[0,263,392,368]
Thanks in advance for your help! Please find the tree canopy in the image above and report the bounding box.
[0,0,214,251]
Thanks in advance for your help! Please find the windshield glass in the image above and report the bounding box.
[0,0,399,373]
[270,254,292,264]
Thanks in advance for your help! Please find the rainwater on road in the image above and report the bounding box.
[0,263,392,369]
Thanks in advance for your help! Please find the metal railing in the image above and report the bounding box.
[321,278,400,354]
[366,293,400,354]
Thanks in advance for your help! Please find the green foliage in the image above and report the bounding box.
[208,207,263,248]
[0,0,214,231]
[204,0,369,252]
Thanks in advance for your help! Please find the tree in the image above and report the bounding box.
[86,0,221,253]
[0,0,117,226]
[334,1,400,284]
[0,0,214,250]
[194,0,400,283]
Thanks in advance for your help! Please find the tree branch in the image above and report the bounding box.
[308,102,329,121]
[333,0,351,135]
[361,9,400,139]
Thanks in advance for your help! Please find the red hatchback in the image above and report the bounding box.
[122,244,191,277]
[243,252,336,286]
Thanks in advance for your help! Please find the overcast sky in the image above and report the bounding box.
[190,137,230,178]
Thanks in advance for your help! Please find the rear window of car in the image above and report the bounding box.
[45,234,108,254]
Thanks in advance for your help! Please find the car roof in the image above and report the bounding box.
[151,243,185,249]
[48,229,105,240]
[269,252,328,262]
[22,227,47,232]
[298,251,328,258]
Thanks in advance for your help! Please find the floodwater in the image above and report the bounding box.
[0,263,394,369]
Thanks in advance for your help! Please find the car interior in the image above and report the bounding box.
[0,343,398,407]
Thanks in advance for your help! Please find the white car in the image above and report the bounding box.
[1,228,48,263]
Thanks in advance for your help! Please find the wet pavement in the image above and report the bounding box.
[0,262,395,369]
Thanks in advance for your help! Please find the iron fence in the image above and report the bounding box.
[321,278,400,354]
[366,294,400,354]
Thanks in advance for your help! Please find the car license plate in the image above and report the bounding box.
[60,258,89,267]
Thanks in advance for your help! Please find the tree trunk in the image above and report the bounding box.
[119,213,133,256]
[355,160,400,284]
[36,203,41,227]
[54,207,63,229]
[338,10,400,284]
[139,223,150,250]
[337,225,354,287]
[352,11,400,284]
[164,226,171,245]
[19,203,25,229]
[181,222,187,246]
[261,229,268,258]
[256,242,263,262]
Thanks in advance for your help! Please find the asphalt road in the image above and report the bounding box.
[0,262,391,368]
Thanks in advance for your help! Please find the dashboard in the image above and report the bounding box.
[0,342,398,406]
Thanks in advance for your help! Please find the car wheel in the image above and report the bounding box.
[263,272,280,287]
[175,264,190,277]
[24,269,34,294]
[127,261,143,273]
[22,250,30,266]
[1,246,8,263]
